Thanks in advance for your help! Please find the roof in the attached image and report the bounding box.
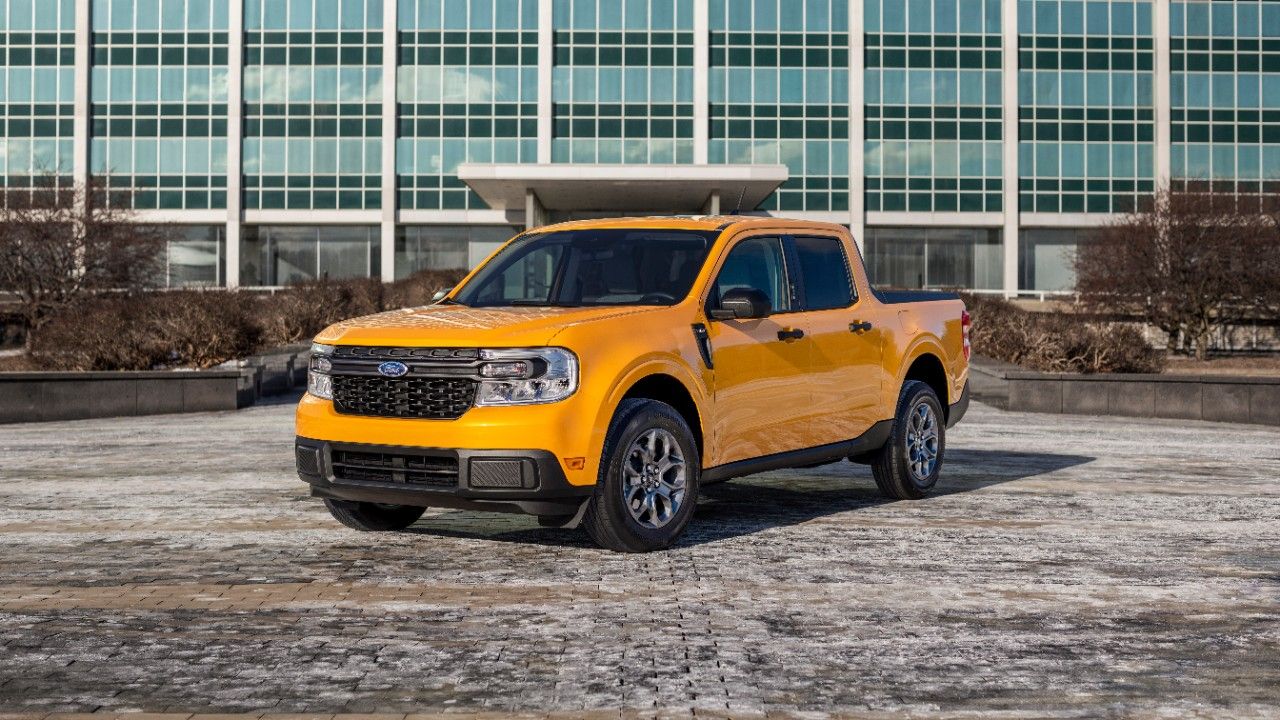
[455,163,789,213]
[522,215,854,236]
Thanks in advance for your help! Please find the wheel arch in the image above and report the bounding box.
[616,372,705,462]
[900,349,951,421]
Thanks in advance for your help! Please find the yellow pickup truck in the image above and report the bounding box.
[296,216,970,552]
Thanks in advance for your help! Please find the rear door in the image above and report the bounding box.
[787,234,886,444]
[703,234,814,466]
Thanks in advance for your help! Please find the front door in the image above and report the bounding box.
[703,235,814,466]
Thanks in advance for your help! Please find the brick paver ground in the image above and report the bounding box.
[0,398,1278,718]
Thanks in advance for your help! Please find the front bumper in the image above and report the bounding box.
[296,436,594,517]
[294,392,601,487]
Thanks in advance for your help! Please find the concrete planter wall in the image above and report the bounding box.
[0,344,312,424]
[971,358,1280,426]
[226,344,311,403]
[0,370,248,424]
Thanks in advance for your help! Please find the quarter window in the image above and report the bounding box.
[793,236,854,310]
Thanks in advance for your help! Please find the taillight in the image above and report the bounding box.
[961,309,972,361]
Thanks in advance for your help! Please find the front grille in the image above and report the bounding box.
[331,449,458,487]
[332,375,476,420]
[333,346,478,361]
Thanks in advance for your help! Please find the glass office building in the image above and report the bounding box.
[2,0,1277,294]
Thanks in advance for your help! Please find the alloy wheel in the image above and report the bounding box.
[905,401,939,482]
[621,428,687,529]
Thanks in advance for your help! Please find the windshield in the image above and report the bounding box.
[453,228,717,308]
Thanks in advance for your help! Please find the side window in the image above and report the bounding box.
[793,235,854,310]
[710,236,791,314]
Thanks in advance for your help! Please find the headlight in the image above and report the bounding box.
[475,348,578,406]
[307,343,335,400]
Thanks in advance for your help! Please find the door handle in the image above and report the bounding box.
[777,328,805,341]
[849,321,873,333]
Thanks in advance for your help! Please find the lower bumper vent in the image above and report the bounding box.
[331,449,458,487]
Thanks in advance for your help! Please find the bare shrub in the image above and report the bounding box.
[256,277,388,348]
[141,291,265,368]
[386,268,469,308]
[256,269,468,347]
[963,293,1165,374]
[27,267,472,371]
[0,178,170,348]
[1076,187,1280,360]
[30,296,166,371]
[30,291,263,371]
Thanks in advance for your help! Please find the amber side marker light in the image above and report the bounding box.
[564,457,586,470]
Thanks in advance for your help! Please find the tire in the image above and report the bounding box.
[323,498,426,531]
[582,398,701,552]
[871,380,946,500]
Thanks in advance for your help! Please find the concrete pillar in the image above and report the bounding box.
[848,0,865,254]
[1154,0,1172,190]
[537,0,553,164]
[225,0,245,287]
[703,191,720,216]
[381,0,398,282]
[73,0,89,197]
[525,190,547,230]
[1001,0,1020,298]
[693,0,709,165]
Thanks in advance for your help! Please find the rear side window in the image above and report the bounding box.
[793,235,854,310]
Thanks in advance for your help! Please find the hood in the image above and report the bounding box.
[314,304,662,347]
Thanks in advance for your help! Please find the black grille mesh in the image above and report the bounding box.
[333,346,478,361]
[295,447,321,476]
[332,375,476,420]
[332,449,458,487]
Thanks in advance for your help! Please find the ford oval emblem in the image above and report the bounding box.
[377,361,409,378]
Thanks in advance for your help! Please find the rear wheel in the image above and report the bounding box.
[582,398,700,552]
[323,499,426,531]
[871,380,945,500]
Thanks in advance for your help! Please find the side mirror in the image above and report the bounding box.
[710,287,771,320]
[431,287,453,303]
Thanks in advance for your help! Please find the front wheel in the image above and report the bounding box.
[871,380,945,500]
[323,499,426,531]
[582,398,700,552]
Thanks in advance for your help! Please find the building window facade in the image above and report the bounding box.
[241,224,380,286]
[395,224,516,279]
[1018,0,1156,214]
[89,0,230,210]
[397,0,539,211]
[0,0,75,205]
[864,0,1005,214]
[865,226,1003,290]
[710,0,850,212]
[1171,0,1280,195]
[551,0,696,164]
[163,224,226,288]
[242,0,384,210]
[1019,226,1086,292]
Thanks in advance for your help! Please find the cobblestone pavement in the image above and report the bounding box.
[1,398,1278,719]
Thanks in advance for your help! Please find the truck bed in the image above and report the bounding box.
[871,289,961,304]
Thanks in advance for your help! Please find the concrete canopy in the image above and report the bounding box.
[456,163,789,215]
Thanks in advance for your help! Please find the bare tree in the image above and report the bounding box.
[1075,187,1278,361]
[0,177,170,348]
